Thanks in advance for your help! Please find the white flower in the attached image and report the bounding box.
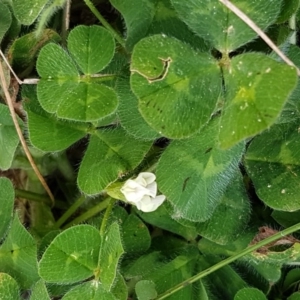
[120,172,166,212]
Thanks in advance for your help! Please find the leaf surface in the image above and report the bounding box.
[68,25,115,75]
[78,127,152,194]
[157,118,244,221]
[62,281,116,300]
[0,103,23,170]
[24,86,87,151]
[196,171,250,244]
[245,122,300,211]
[110,0,155,51]
[171,0,282,52]
[0,2,12,42]
[98,223,124,290]
[219,53,297,148]
[37,26,117,122]
[234,288,267,300]
[39,225,101,284]
[0,273,20,300]
[12,0,47,25]
[131,35,221,138]
[30,280,50,300]
[0,214,39,289]
[0,178,14,240]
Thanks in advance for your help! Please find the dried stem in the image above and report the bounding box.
[218,0,300,76]
[0,52,55,206]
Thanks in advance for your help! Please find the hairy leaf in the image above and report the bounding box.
[171,0,282,52]
[131,35,221,138]
[157,118,244,222]
[219,53,297,148]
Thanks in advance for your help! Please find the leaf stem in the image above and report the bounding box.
[218,0,300,76]
[62,197,111,229]
[157,221,300,299]
[99,197,116,236]
[53,194,86,228]
[83,0,125,48]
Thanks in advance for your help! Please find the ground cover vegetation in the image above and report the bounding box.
[1,0,300,299]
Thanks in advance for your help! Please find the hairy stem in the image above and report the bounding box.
[62,197,111,229]
[157,221,300,299]
[54,194,86,228]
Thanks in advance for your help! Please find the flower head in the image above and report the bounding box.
[120,172,166,212]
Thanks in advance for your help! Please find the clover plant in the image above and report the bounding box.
[1,0,300,299]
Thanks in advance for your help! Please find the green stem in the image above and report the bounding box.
[54,195,86,229]
[83,0,125,48]
[15,188,67,209]
[62,197,111,229]
[99,198,116,236]
[157,221,300,299]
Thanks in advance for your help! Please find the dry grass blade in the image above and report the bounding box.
[0,54,55,206]
[218,0,300,76]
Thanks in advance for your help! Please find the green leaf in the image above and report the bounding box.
[148,0,209,50]
[219,53,297,149]
[272,210,300,228]
[198,256,248,299]
[36,26,118,122]
[30,279,50,300]
[0,103,23,170]
[23,86,87,152]
[111,272,128,300]
[68,25,115,75]
[277,0,300,23]
[283,269,300,291]
[0,273,20,300]
[12,0,47,25]
[198,233,283,283]
[171,0,282,52]
[130,34,221,139]
[156,118,244,222]
[77,127,152,195]
[137,203,198,241]
[196,171,250,244]
[135,280,157,300]
[142,247,198,297]
[0,214,39,289]
[234,288,267,300]
[245,122,300,211]
[8,29,61,73]
[117,72,161,140]
[121,214,151,254]
[0,2,12,42]
[288,293,300,300]
[98,223,124,290]
[110,0,155,51]
[124,252,163,279]
[62,281,116,300]
[0,177,14,240]
[39,225,101,284]
[277,45,300,124]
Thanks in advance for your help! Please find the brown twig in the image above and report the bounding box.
[218,0,300,76]
[0,53,55,206]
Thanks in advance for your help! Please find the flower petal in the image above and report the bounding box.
[121,179,151,202]
[146,181,157,198]
[137,172,156,185]
[138,195,166,212]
